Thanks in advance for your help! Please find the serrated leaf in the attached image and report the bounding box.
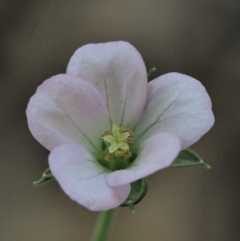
[170,149,211,169]
[33,168,55,186]
[120,178,148,213]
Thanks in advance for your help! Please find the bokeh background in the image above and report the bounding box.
[1,0,240,240]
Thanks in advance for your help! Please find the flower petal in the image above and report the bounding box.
[67,41,148,128]
[26,74,110,155]
[49,143,130,211]
[107,133,181,187]
[134,73,215,149]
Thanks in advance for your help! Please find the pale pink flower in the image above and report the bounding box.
[26,41,214,211]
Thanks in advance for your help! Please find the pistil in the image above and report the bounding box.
[101,124,134,161]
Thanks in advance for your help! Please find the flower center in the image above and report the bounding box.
[101,124,134,161]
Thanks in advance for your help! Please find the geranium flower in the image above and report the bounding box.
[26,41,214,211]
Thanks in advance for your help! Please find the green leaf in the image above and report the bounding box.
[33,168,55,186]
[148,67,157,81]
[170,149,211,169]
[120,178,148,213]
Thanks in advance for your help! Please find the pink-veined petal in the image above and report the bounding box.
[49,143,130,211]
[26,74,110,155]
[67,41,148,128]
[134,73,215,149]
[107,133,181,187]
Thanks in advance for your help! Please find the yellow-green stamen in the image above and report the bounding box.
[101,124,134,161]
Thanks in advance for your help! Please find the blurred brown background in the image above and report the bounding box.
[1,0,240,240]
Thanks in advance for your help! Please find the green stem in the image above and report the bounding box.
[91,209,115,241]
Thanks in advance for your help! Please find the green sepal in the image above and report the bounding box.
[33,168,55,186]
[170,149,211,169]
[148,67,157,81]
[120,178,148,213]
